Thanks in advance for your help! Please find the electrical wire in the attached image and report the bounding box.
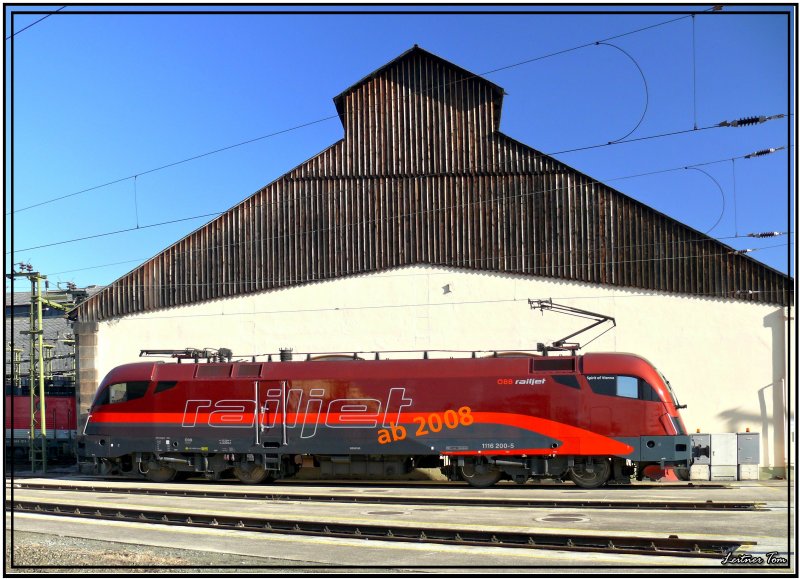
[6,10,724,216]
[90,251,790,323]
[9,153,787,257]
[28,148,785,277]
[8,115,339,215]
[4,6,65,41]
[38,224,787,281]
[692,14,698,129]
[683,166,725,234]
[595,41,650,143]
[12,211,222,253]
[602,148,787,182]
[61,243,789,294]
[12,154,789,297]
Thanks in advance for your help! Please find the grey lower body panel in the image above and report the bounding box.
[615,436,692,466]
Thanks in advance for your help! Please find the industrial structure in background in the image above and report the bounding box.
[4,264,98,470]
[67,46,792,478]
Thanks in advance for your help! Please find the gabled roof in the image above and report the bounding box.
[332,44,505,128]
[71,47,793,323]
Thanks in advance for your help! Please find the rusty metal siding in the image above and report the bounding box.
[72,49,791,322]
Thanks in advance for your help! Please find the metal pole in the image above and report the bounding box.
[281,381,288,446]
[28,275,36,460]
[254,381,260,447]
[36,275,47,472]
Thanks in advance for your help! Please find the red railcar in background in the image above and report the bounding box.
[80,351,691,488]
[5,391,78,461]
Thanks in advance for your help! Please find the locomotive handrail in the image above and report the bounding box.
[140,347,573,363]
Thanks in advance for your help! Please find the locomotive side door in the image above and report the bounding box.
[257,380,286,449]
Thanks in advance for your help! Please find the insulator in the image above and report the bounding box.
[734,116,766,127]
[747,231,783,238]
[718,114,785,128]
[745,148,778,159]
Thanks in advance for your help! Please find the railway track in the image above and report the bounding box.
[8,498,751,559]
[8,481,765,512]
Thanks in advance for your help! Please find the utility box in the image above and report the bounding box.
[690,434,711,480]
[710,433,738,481]
[737,432,760,480]
[691,434,711,465]
[689,432,761,481]
[737,433,760,464]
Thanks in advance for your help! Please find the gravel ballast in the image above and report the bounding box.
[5,530,399,574]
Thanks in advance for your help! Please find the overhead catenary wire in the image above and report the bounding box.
[691,14,698,130]
[10,151,789,256]
[7,9,733,217]
[594,41,649,143]
[731,159,739,237]
[602,147,787,182]
[4,6,65,40]
[8,114,339,215]
[11,211,223,253]
[31,166,787,296]
[41,221,789,280]
[95,250,790,324]
[17,179,791,312]
[60,244,787,293]
[683,166,725,234]
[10,11,788,302]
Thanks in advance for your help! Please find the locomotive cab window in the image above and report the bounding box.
[586,375,661,401]
[616,376,638,399]
[95,381,150,406]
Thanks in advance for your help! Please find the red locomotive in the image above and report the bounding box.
[79,350,691,488]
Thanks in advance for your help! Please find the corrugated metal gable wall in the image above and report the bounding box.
[72,49,791,322]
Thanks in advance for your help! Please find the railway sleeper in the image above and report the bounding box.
[8,500,750,558]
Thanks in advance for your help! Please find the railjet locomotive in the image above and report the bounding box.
[80,351,691,488]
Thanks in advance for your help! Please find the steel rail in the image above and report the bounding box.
[8,481,764,512]
[8,499,750,558]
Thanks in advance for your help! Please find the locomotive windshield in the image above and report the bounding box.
[93,381,150,406]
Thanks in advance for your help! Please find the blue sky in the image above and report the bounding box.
[4,4,794,294]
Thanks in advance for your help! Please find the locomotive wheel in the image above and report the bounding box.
[144,464,177,483]
[673,466,691,481]
[568,459,611,489]
[459,462,503,488]
[97,458,114,476]
[233,464,272,484]
[635,462,655,481]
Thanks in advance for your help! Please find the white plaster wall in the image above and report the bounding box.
[94,265,788,470]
